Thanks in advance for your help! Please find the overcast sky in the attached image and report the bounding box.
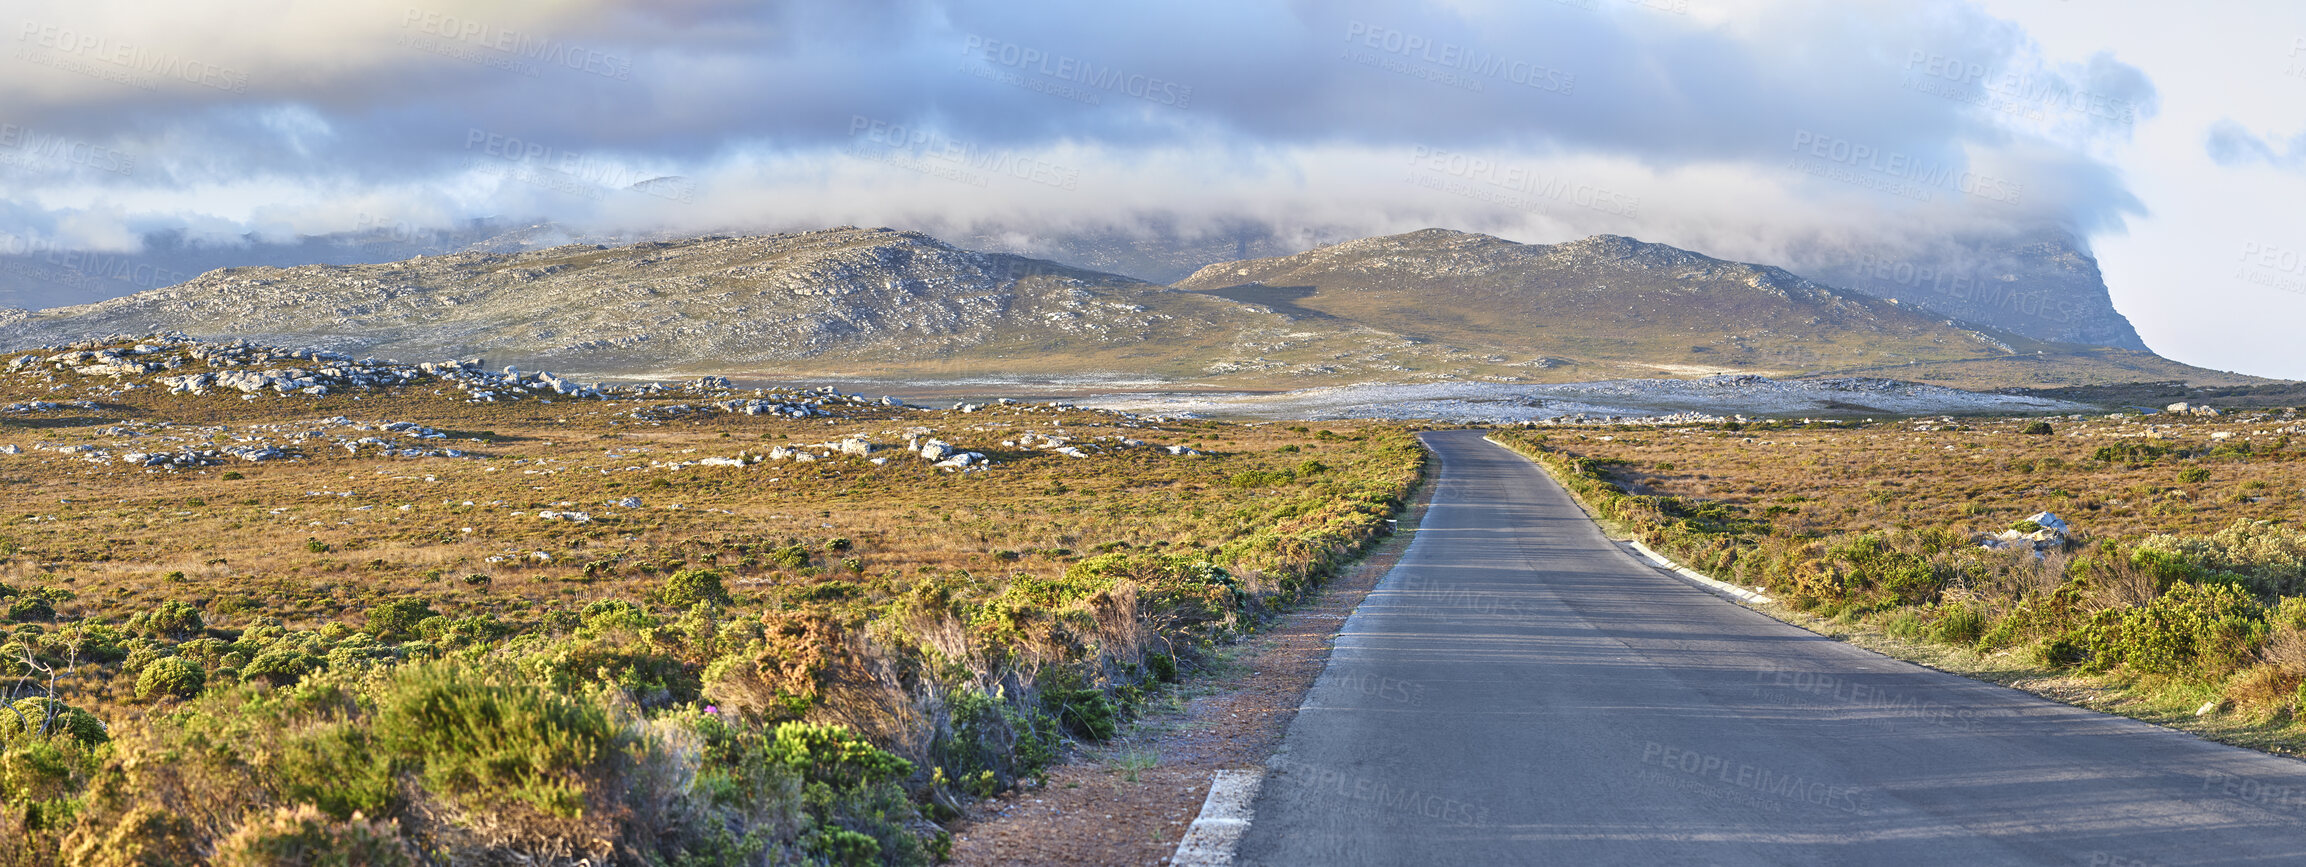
[3,0,2301,378]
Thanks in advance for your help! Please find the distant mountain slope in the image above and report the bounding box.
[958,223,1332,285]
[0,227,1407,380]
[1172,229,2262,388]
[0,226,2265,390]
[1176,229,2004,369]
[0,221,616,312]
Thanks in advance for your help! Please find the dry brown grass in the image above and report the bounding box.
[0,359,1411,721]
[1524,410,2304,546]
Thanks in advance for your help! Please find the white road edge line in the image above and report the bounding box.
[1170,768,1264,866]
[1482,434,1774,604]
[1623,538,1774,604]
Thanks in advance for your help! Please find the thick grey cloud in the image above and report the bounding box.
[0,0,2157,287]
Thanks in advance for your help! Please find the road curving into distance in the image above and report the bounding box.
[1233,429,2306,866]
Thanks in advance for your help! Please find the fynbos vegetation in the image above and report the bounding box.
[0,339,1423,864]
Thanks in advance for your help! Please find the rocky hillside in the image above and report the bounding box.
[1173,229,2253,388]
[959,223,1338,285]
[0,227,1427,381]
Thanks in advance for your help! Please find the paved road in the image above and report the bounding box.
[1235,430,2306,866]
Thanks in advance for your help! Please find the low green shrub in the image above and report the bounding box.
[2138,520,2306,599]
[662,569,732,609]
[2068,581,2265,676]
[364,598,438,641]
[136,656,207,700]
[242,647,320,687]
[372,663,622,821]
[1933,604,1989,647]
[270,720,399,821]
[1227,469,1293,488]
[0,697,107,746]
[580,599,654,632]
[768,545,812,569]
[5,595,56,624]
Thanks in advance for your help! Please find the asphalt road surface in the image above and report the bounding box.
[1234,429,2306,866]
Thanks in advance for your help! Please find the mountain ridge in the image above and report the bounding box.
[0,226,2268,390]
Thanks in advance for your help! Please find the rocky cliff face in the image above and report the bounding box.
[1784,231,2148,351]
